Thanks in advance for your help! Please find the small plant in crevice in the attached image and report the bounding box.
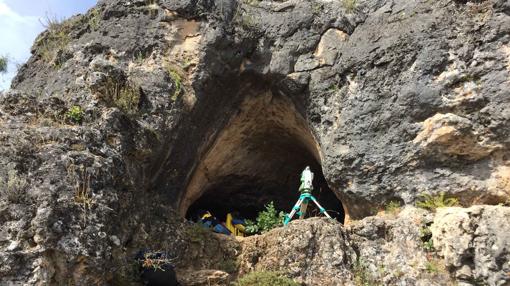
[423,239,435,252]
[245,201,285,234]
[328,83,341,94]
[68,165,94,214]
[342,0,357,13]
[234,271,299,286]
[135,250,179,286]
[66,105,84,124]
[0,165,28,203]
[73,171,93,210]
[425,260,439,274]
[424,257,448,276]
[102,77,141,115]
[420,224,435,252]
[133,51,147,64]
[385,200,401,215]
[353,258,380,286]
[416,192,459,212]
[165,65,183,101]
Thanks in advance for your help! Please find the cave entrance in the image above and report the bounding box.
[181,88,345,224]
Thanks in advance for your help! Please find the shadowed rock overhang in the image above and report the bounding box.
[180,85,346,222]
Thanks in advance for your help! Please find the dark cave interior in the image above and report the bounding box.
[182,90,345,227]
[186,165,345,223]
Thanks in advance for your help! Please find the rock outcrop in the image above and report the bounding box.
[0,0,509,284]
[238,218,356,286]
[188,206,510,285]
[432,206,510,285]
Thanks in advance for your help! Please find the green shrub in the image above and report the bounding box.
[245,201,285,234]
[66,105,84,123]
[416,192,459,211]
[234,271,299,286]
[385,200,401,215]
[245,219,259,234]
[0,56,7,74]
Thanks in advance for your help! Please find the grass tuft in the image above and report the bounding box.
[384,200,401,215]
[102,77,141,115]
[37,13,73,67]
[416,192,459,212]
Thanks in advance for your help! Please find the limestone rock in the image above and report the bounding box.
[0,0,509,284]
[413,113,500,161]
[238,217,356,285]
[431,206,510,285]
[348,206,454,285]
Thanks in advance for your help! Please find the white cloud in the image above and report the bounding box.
[0,0,44,90]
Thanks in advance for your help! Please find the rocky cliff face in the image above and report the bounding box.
[0,0,509,284]
[183,206,510,286]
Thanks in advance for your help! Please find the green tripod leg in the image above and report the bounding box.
[283,196,304,225]
[284,193,332,225]
[309,195,332,219]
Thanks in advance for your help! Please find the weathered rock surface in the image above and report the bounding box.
[189,206,510,286]
[432,206,510,285]
[348,206,454,286]
[0,0,509,284]
[238,218,356,285]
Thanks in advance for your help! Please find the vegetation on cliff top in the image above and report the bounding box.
[0,55,7,74]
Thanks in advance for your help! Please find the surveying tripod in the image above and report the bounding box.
[283,192,332,226]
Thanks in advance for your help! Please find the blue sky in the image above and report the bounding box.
[0,0,97,90]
